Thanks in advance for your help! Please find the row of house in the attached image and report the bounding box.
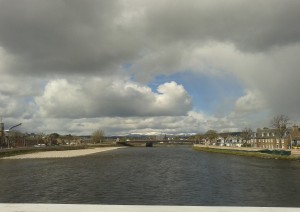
[249,125,300,149]
[198,125,300,149]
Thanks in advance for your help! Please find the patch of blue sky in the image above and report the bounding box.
[23,96,35,103]
[122,63,132,70]
[121,63,137,82]
[23,96,40,112]
[148,71,244,116]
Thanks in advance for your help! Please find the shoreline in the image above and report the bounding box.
[193,145,300,161]
[1,147,124,159]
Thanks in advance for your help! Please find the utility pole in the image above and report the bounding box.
[0,119,4,148]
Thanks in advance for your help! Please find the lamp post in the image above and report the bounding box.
[0,122,4,148]
[6,123,22,132]
[5,123,22,148]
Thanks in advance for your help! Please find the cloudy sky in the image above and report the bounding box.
[1,0,300,135]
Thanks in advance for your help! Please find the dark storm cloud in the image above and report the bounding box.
[0,0,140,75]
[1,0,299,78]
[144,0,300,52]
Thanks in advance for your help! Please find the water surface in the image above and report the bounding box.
[0,146,300,206]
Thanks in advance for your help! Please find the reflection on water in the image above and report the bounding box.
[0,146,300,206]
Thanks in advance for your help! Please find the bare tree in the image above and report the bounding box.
[49,133,60,146]
[205,130,218,145]
[36,132,45,145]
[92,129,105,144]
[220,131,230,146]
[270,115,290,148]
[194,133,204,144]
[241,127,253,147]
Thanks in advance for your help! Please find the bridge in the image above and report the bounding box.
[116,140,192,147]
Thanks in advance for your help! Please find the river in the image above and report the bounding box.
[0,146,300,206]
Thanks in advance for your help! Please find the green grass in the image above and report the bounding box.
[193,146,300,161]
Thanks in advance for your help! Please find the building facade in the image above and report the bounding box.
[289,125,300,149]
[251,125,300,149]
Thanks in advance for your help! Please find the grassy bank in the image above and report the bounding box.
[0,144,118,158]
[193,146,300,161]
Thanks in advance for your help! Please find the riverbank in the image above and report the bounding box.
[193,145,300,161]
[1,146,124,159]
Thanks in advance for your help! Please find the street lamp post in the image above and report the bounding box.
[5,123,22,148]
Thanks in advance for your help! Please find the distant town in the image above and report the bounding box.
[1,115,299,150]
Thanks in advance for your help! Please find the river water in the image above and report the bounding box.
[0,146,300,206]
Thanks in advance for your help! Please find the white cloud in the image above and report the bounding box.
[35,78,192,118]
[235,90,266,113]
[0,0,300,135]
[132,41,300,120]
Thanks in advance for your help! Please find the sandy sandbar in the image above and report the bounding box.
[1,147,124,159]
